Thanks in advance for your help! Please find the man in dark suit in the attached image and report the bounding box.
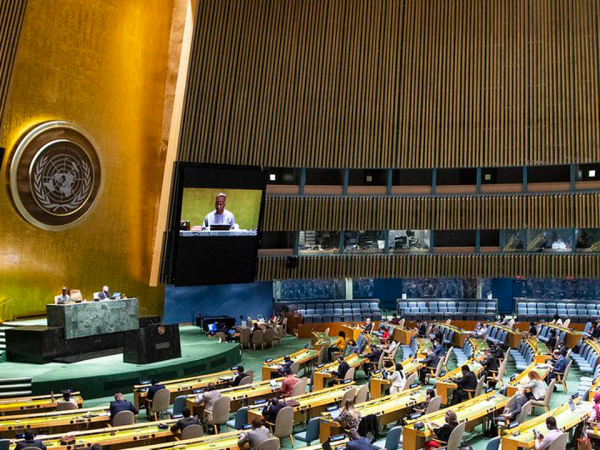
[363,318,374,333]
[170,407,200,434]
[331,355,350,384]
[488,389,528,436]
[345,428,373,450]
[146,379,166,418]
[433,339,445,358]
[278,356,294,376]
[15,431,46,450]
[482,349,499,388]
[450,365,478,405]
[98,286,111,300]
[109,393,138,422]
[362,345,382,377]
[416,320,427,338]
[418,348,440,383]
[547,349,568,384]
[262,398,285,423]
[232,366,248,387]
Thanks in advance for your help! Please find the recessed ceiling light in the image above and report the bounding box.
[269,174,276,181]
[484,174,492,181]
[366,175,373,182]
[589,170,596,178]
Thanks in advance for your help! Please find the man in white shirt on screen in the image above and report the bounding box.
[202,193,237,230]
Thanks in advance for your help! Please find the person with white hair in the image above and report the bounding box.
[98,286,111,300]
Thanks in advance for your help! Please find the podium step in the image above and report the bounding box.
[0,377,33,398]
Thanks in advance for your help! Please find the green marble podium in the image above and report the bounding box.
[47,298,139,339]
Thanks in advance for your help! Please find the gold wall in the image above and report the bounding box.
[0,0,174,319]
[177,0,600,168]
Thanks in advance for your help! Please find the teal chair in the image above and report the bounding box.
[485,437,501,450]
[294,417,320,445]
[225,406,248,430]
[167,395,188,418]
[373,425,403,450]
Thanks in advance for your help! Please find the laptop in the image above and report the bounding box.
[210,224,232,231]
[326,406,340,420]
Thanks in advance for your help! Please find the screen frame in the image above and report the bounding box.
[166,162,267,286]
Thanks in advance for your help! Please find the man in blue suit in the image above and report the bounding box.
[15,431,46,450]
[547,349,568,386]
[109,392,138,423]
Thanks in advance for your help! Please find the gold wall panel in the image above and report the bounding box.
[0,0,27,125]
[263,193,600,231]
[257,254,600,281]
[178,0,600,168]
[0,0,174,319]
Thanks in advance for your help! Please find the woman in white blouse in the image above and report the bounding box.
[388,362,406,394]
[522,371,547,401]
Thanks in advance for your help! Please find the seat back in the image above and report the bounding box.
[232,406,249,429]
[562,319,571,328]
[485,436,501,450]
[69,289,83,301]
[112,410,135,426]
[55,402,78,411]
[544,380,556,408]
[317,347,326,365]
[274,406,294,438]
[171,395,188,417]
[344,367,356,382]
[404,372,417,389]
[239,375,253,386]
[424,396,442,415]
[433,358,444,377]
[474,376,485,397]
[562,360,573,380]
[210,396,231,425]
[150,389,171,414]
[446,421,466,450]
[252,330,264,344]
[290,378,306,397]
[354,384,369,404]
[290,362,300,375]
[181,424,204,440]
[515,401,532,424]
[240,328,251,345]
[257,437,281,450]
[383,426,403,450]
[214,332,227,342]
[264,328,276,344]
[339,387,356,407]
[246,369,255,381]
[302,417,320,443]
[547,432,568,450]
[497,355,508,380]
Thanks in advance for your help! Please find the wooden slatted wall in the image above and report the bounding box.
[0,0,28,126]
[257,254,600,280]
[178,0,600,168]
[263,193,600,231]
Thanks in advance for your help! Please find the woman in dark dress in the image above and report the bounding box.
[424,410,459,449]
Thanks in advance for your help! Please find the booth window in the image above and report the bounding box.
[298,231,340,254]
[526,229,572,253]
[343,231,386,253]
[503,230,525,252]
[576,229,600,252]
[388,230,430,252]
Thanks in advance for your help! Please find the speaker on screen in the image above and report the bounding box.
[166,163,267,286]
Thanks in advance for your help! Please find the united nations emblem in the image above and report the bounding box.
[10,121,103,230]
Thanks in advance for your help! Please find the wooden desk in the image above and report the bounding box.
[501,399,591,450]
[489,324,523,349]
[341,324,367,342]
[392,326,416,345]
[261,347,319,380]
[318,387,428,442]
[246,384,356,425]
[0,407,109,438]
[133,370,237,409]
[0,393,84,416]
[9,419,178,450]
[369,358,423,398]
[186,379,283,416]
[543,323,586,349]
[313,354,368,391]
[137,430,244,450]
[311,331,331,350]
[438,323,469,347]
[403,391,509,450]
[435,360,484,405]
[521,338,552,363]
[506,362,551,397]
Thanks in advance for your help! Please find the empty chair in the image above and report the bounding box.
[294,417,320,445]
[264,328,277,347]
[252,330,265,350]
[149,389,170,421]
[485,437,501,450]
[112,410,136,426]
[556,360,572,391]
[207,396,231,434]
[167,395,188,418]
[225,406,248,430]
[372,425,403,450]
[181,424,204,440]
